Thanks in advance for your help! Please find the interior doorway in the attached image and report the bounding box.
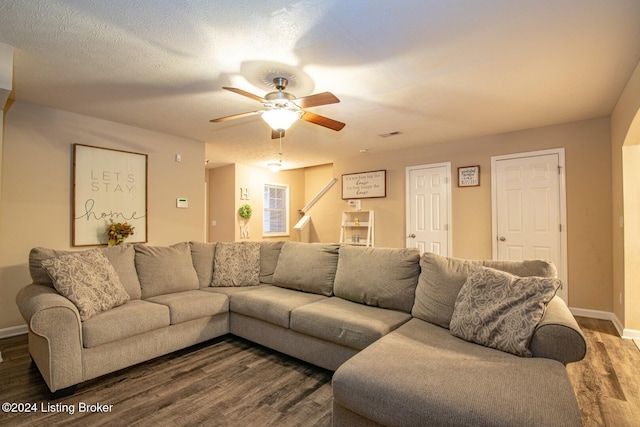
[491,149,568,302]
[405,163,452,256]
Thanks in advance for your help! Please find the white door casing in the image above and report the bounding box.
[406,163,452,256]
[491,149,568,302]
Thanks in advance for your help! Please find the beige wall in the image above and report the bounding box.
[0,102,205,330]
[207,163,305,242]
[310,118,612,310]
[611,59,640,331]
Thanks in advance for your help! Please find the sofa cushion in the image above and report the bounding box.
[189,241,216,288]
[29,244,142,299]
[412,252,557,328]
[146,290,229,325]
[82,299,170,348]
[332,318,582,427]
[333,246,420,313]
[202,285,269,296]
[229,286,325,328]
[272,242,339,296]
[450,267,560,357]
[41,249,130,321]
[212,242,261,287]
[135,242,200,298]
[291,297,411,350]
[260,241,284,284]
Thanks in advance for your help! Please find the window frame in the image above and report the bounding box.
[262,182,290,237]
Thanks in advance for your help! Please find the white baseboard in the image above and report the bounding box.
[569,307,640,339]
[0,324,28,339]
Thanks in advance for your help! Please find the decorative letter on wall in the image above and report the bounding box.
[73,144,148,246]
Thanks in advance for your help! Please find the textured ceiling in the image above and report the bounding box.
[1,0,640,169]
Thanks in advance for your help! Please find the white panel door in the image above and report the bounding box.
[493,151,567,301]
[406,163,451,255]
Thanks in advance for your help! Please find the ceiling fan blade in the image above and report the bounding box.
[209,110,262,123]
[271,129,285,139]
[301,111,345,131]
[294,92,340,109]
[223,87,265,103]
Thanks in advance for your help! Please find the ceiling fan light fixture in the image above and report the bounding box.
[262,108,300,132]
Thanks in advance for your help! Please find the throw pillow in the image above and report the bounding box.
[412,252,557,329]
[449,267,561,357]
[212,242,261,286]
[41,249,130,321]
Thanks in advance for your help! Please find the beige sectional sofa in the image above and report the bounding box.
[16,241,586,426]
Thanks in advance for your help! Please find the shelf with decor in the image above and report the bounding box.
[340,210,374,247]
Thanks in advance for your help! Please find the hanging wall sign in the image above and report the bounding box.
[341,170,386,199]
[73,144,148,246]
[458,165,480,187]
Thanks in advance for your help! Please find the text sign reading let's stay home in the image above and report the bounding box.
[73,144,147,246]
[341,170,386,199]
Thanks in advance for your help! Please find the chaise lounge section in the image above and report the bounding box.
[15,241,586,425]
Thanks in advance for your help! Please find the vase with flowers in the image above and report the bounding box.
[106,220,135,246]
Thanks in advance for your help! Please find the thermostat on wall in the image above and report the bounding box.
[176,198,188,208]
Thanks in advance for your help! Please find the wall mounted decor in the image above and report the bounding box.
[73,144,147,246]
[342,170,386,199]
[458,165,480,187]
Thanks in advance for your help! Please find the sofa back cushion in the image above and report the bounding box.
[272,242,340,296]
[260,241,284,284]
[29,244,142,299]
[334,246,420,313]
[412,252,557,328]
[190,241,216,288]
[135,242,199,298]
[212,242,261,287]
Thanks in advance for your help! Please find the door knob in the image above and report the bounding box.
[498,236,506,241]
[409,234,416,238]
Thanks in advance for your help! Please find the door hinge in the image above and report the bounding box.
[558,165,562,175]
[559,224,562,232]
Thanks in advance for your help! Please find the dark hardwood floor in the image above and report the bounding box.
[0,317,637,426]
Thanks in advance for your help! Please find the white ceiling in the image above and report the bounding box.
[1,0,639,170]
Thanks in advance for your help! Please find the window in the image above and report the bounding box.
[263,183,289,237]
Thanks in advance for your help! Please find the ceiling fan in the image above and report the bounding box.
[210,77,345,138]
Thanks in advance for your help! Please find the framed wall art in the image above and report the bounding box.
[458,165,480,187]
[342,170,386,199]
[73,144,148,246]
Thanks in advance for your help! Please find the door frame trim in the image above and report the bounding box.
[490,148,568,302]
[405,162,452,256]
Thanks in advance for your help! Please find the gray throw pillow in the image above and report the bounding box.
[41,249,130,321]
[272,242,340,296]
[135,242,199,298]
[30,245,142,299]
[449,267,560,357]
[412,252,557,328]
[212,242,261,287]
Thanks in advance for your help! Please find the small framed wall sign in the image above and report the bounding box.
[458,165,480,187]
[342,170,386,199]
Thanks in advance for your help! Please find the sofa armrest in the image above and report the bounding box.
[529,296,586,365]
[15,285,84,392]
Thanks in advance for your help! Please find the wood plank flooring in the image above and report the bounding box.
[0,317,637,426]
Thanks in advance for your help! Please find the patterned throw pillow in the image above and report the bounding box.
[41,249,130,321]
[212,242,261,286]
[449,267,560,357]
